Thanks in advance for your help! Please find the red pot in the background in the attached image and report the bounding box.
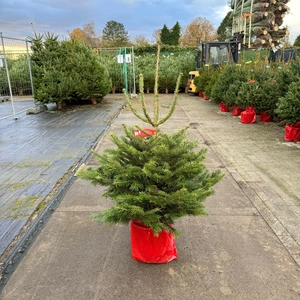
[134,128,157,138]
[198,91,204,98]
[231,106,243,116]
[259,112,273,122]
[219,103,230,112]
[241,107,256,124]
[130,220,178,264]
[203,94,210,100]
[285,123,300,142]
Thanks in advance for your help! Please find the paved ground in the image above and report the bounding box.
[1,94,299,299]
[0,99,34,120]
[0,96,125,260]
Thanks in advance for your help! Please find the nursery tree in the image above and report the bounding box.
[159,56,181,93]
[102,20,130,47]
[31,33,73,108]
[222,66,247,108]
[30,33,111,108]
[275,78,300,124]
[194,66,214,94]
[78,44,223,236]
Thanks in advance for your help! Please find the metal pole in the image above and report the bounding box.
[123,48,128,94]
[26,40,34,98]
[0,32,17,119]
[131,46,136,95]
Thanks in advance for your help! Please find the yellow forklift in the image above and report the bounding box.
[187,32,244,94]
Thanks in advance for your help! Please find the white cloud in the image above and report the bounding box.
[283,1,300,44]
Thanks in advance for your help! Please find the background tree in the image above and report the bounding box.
[102,20,130,47]
[160,22,181,46]
[294,34,300,47]
[152,29,161,43]
[160,24,172,45]
[180,17,217,46]
[170,22,181,46]
[131,35,150,47]
[217,11,232,41]
[69,22,100,47]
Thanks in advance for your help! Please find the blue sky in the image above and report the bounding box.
[0,0,299,43]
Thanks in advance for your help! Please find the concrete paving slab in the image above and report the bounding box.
[1,178,299,300]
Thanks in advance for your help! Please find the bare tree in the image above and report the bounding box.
[152,29,161,43]
[131,35,150,46]
[69,22,101,47]
[180,17,217,46]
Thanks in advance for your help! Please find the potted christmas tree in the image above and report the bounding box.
[78,44,223,263]
[275,79,300,142]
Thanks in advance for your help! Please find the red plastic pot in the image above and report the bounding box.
[203,94,210,100]
[198,91,204,98]
[260,112,273,122]
[241,107,256,124]
[219,103,230,112]
[285,123,300,142]
[231,106,243,116]
[134,128,157,138]
[130,220,178,264]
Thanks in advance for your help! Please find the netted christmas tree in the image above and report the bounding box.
[78,44,223,236]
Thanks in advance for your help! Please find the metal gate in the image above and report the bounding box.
[0,33,34,120]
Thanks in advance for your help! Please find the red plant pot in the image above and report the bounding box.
[231,106,243,116]
[285,123,300,142]
[134,128,157,138]
[260,112,273,122]
[130,220,178,264]
[203,94,210,100]
[198,91,204,98]
[241,107,256,123]
[219,103,230,112]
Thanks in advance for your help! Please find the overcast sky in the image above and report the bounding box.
[0,0,299,44]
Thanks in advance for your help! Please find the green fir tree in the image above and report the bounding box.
[160,24,172,45]
[275,78,300,124]
[78,44,223,236]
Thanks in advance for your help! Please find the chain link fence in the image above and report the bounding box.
[0,34,34,120]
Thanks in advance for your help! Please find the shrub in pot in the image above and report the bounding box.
[257,79,278,121]
[194,66,213,98]
[214,65,247,112]
[275,56,300,99]
[203,66,222,100]
[275,79,300,141]
[78,45,224,263]
[236,80,261,110]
